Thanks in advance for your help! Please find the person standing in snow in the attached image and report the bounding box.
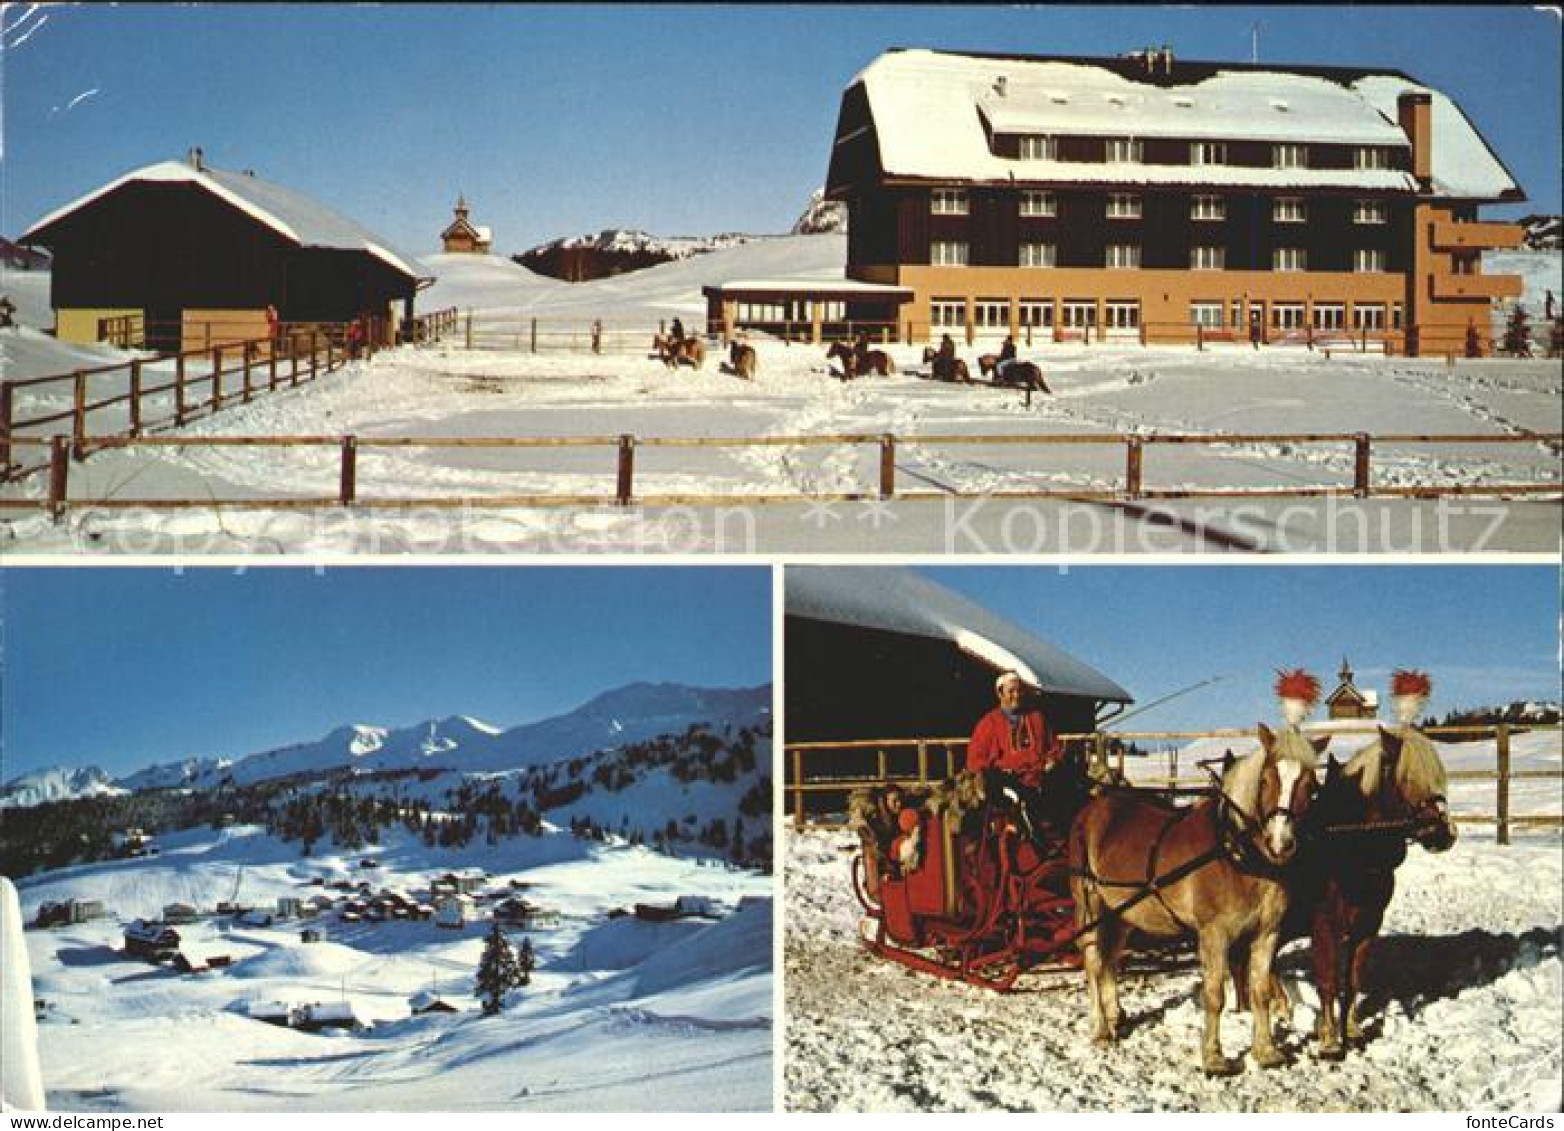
[965,670,1064,843]
[1546,290,1556,322]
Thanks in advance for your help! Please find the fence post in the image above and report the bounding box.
[269,348,279,392]
[1124,437,1144,498]
[0,382,11,477]
[72,371,87,460]
[1353,433,1372,498]
[48,435,69,520]
[530,319,538,354]
[876,748,888,783]
[878,434,895,499]
[917,740,929,785]
[615,434,635,505]
[309,331,319,381]
[465,312,473,350]
[1091,731,1109,780]
[128,360,143,436]
[792,747,806,828]
[1496,723,1511,846]
[176,354,188,424]
[1197,323,1205,352]
[211,346,224,412]
[291,336,300,386]
[339,436,358,506]
[242,346,253,404]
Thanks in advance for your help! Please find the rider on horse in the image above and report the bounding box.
[994,336,1018,384]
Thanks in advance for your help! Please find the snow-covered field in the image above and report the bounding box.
[783,728,1562,1112]
[16,824,772,1112]
[2,241,1558,554]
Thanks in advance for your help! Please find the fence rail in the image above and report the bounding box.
[784,722,1564,845]
[5,423,1557,518]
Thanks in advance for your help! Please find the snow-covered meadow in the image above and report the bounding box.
[16,823,772,1112]
[2,238,1558,554]
[783,726,1562,1112]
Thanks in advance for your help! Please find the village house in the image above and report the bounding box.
[1326,658,1381,720]
[162,901,199,924]
[439,196,493,254]
[732,46,1525,354]
[295,1002,365,1033]
[408,991,459,1016]
[33,899,109,927]
[122,919,181,962]
[19,149,430,352]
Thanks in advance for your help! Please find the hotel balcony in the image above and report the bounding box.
[1430,272,1524,301]
[1430,219,1525,251]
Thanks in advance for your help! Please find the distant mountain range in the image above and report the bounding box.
[2,682,771,808]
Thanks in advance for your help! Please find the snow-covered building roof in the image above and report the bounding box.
[22,160,427,279]
[786,567,1132,704]
[841,49,1520,201]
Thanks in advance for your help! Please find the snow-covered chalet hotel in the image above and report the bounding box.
[819,47,1525,353]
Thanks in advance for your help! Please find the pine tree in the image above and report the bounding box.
[475,922,524,1015]
[1501,304,1533,357]
[517,937,535,987]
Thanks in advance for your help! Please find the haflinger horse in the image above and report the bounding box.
[977,353,1051,393]
[920,346,971,384]
[1070,723,1325,1075]
[1240,706,1456,1059]
[826,342,891,379]
[727,340,758,380]
[652,332,705,370]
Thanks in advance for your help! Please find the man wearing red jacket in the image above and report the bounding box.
[966,670,1064,840]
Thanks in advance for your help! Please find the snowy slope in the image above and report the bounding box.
[0,767,127,809]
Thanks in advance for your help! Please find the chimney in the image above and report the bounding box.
[1397,90,1433,188]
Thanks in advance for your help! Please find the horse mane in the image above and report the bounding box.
[1343,726,1448,802]
[1224,730,1319,814]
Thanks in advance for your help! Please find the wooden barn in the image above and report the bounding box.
[19,151,429,352]
[785,566,1132,744]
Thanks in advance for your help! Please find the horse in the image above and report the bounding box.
[653,332,705,370]
[826,341,891,378]
[977,353,1051,393]
[727,340,758,380]
[1237,722,1456,1058]
[1069,723,1325,1075]
[920,346,971,384]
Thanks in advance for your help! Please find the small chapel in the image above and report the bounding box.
[440,196,492,254]
[1326,658,1380,720]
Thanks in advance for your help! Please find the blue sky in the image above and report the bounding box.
[916,565,1560,732]
[0,566,772,780]
[4,5,1558,254]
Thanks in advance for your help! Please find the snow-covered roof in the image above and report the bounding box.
[475,226,493,243]
[848,50,1519,201]
[22,160,427,279]
[786,567,1132,704]
[704,279,914,295]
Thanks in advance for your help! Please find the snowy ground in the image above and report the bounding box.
[17,824,772,1112]
[783,728,1562,1112]
[2,241,1558,554]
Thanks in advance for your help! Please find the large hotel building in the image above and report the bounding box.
[783,48,1525,353]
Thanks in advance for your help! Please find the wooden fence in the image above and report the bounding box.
[5,425,1557,519]
[1,311,458,481]
[784,722,1564,845]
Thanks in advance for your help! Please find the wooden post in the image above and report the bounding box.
[465,312,473,350]
[1124,437,1144,498]
[1091,731,1108,779]
[242,347,253,404]
[175,354,188,424]
[946,745,957,778]
[792,748,806,828]
[616,434,635,505]
[48,435,69,520]
[291,337,300,386]
[211,346,224,411]
[1353,433,1372,497]
[1197,323,1205,351]
[876,748,888,783]
[0,382,12,477]
[917,740,929,785]
[878,434,895,499]
[339,436,358,506]
[530,318,538,354]
[1496,723,1511,846]
[72,371,87,460]
[268,350,279,392]
[128,360,143,436]
[309,331,319,381]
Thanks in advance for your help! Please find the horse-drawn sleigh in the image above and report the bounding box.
[846,670,1456,1073]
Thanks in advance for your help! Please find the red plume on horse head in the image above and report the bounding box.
[1274,668,1321,705]
[1391,668,1433,724]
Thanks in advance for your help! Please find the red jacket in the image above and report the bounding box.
[966,707,1061,789]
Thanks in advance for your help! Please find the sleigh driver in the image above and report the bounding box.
[966,669,1070,845]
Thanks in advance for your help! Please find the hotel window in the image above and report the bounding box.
[1392,302,1404,330]
[1106,244,1141,268]
[1272,143,1308,169]
[1018,300,1054,329]
[1061,300,1097,329]
[1190,245,1226,270]
[1354,248,1387,273]
[1354,200,1387,224]
[1313,303,1346,330]
[1019,135,1058,160]
[1451,251,1479,275]
[1353,304,1386,331]
[973,299,1011,331]
[1273,197,1306,223]
[1106,193,1142,219]
[1190,301,1225,328]
[1230,300,1245,328]
[931,188,969,216]
[1191,141,1227,165]
[1106,137,1143,163]
[1190,194,1226,221]
[1271,303,1306,330]
[1104,301,1141,330]
[1355,147,1391,171]
[1019,242,1057,268]
[930,240,969,267]
[736,301,784,323]
[930,298,966,329]
[1019,190,1057,217]
[1273,247,1307,272]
